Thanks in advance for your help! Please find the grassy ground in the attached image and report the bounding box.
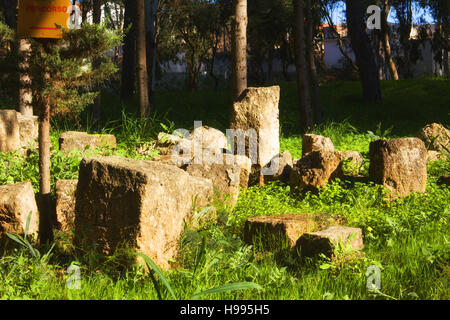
[0,79,449,300]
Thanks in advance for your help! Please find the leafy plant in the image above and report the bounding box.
[6,212,54,264]
[366,122,394,141]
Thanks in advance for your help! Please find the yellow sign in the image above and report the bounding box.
[18,0,72,39]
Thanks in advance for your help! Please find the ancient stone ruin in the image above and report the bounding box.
[0,110,39,153]
[183,152,242,206]
[295,226,364,258]
[74,156,213,269]
[230,86,280,173]
[263,150,294,184]
[244,213,342,250]
[289,150,343,192]
[55,179,78,232]
[59,131,117,153]
[302,134,335,157]
[417,123,449,154]
[0,182,39,243]
[0,110,21,153]
[369,137,427,198]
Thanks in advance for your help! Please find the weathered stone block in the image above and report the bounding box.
[230,86,280,168]
[290,150,343,192]
[302,134,334,157]
[427,150,446,162]
[244,213,340,250]
[74,156,197,269]
[369,138,427,198]
[59,131,116,153]
[417,123,449,153]
[16,112,38,149]
[0,110,21,152]
[295,226,363,258]
[340,150,364,164]
[183,152,241,207]
[190,125,228,152]
[227,153,252,188]
[0,182,39,242]
[55,180,78,232]
[263,150,293,184]
[189,175,214,209]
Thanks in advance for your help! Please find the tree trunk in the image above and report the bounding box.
[91,0,102,124]
[121,0,136,100]
[280,34,291,81]
[186,52,200,92]
[136,0,150,117]
[346,0,382,103]
[377,35,386,80]
[293,0,313,131]
[443,11,449,77]
[209,34,220,91]
[2,0,17,29]
[393,0,413,78]
[19,39,33,116]
[82,2,88,24]
[231,0,247,101]
[305,0,323,124]
[146,0,158,100]
[37,42,53,244]
[381,0,399,80]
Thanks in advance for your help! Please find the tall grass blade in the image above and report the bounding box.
[193,234,207,275]
[5,233,27,247]
[136,252,176,300]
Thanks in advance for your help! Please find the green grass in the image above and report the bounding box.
[0,79,449,300]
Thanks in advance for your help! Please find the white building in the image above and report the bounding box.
[322,23,448,78]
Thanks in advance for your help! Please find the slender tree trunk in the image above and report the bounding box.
[280,34,291,81]
[394,0,413,78]
[381,0,399,80]
[81,0,89,24]
[91,0,102,124]
[293,0,313,131]
[231,0,247,101]
[136,0,150,117]
[377,35,386,80]
[305,0,323,124]
[444,13,449,77]
[121,0,136,100]
[2,0,17,29]
[146,0,158,100]
[37,41,53,244]
[209,35,220,91]
[346,0,382,103]
[19,39,33,116]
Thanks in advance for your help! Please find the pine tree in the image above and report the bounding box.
[0,22,122,243]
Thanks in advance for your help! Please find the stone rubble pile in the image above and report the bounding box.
[1,91,447,267]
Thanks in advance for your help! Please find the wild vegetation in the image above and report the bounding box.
[0,0,449,301]
[0,80,448,300]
